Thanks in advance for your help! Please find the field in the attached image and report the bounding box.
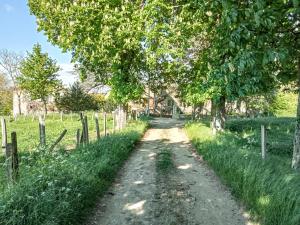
[0,112,115,152]
[185,117,300,225]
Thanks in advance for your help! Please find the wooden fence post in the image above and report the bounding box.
[95,113,100,139]
[76,129,81,147]
[1,117,7,155]
[60,112,63,121]
[5,143,12,182]
[103,112,107,136]
[39,115,46,146]
[84,115,89,143]
[80,113,86,144]
[11,132,19,182]
[261,125,267,160]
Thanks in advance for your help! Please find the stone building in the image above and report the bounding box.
[12,90,56,116]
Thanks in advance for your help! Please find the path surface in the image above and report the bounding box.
[86,118,253,225]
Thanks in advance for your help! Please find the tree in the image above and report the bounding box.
[18,44,61,114]
[55,82,98,112]
[0,73,13,115]
[177,1,298,134]
[28,0,146,105]
[28,0,189,106]
[0,49,23,114]
[185,1,299,166]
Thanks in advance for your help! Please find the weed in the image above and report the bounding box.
[156,148,174,173]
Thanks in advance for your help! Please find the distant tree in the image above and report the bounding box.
[91,93,105,108]
[55,82,97,112]
[0,73,13,115]
[18,44,61,114]
[0,49,23,114]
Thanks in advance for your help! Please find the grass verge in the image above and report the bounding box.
[0,120,148,225]
[185,118,300,225]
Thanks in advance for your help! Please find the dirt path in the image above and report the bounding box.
[86,118,253,225]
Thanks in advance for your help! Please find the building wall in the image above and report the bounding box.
[13,91,29,115]
[13,90,56,115]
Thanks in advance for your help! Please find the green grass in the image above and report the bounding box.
[0,112,115,152]
[226,117,295,156]
[156,148,174,173]
[0,120,148,225]
[185,117,300,225]
[0,112,115,193]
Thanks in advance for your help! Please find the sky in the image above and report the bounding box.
[0,0,77,85]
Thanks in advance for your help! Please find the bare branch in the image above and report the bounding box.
[0,49,23,88]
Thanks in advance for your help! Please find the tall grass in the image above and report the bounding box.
[185,118,300,225]
[0,120,148,225]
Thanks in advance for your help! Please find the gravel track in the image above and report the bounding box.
[86,118,254,225]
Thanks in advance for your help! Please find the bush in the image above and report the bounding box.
[186,119,300,225]
[55,82,98,112]
[0,120,148,225]
[271,92,297,117]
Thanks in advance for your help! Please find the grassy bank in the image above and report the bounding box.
[0,120,148,225]
[185,117,300,225]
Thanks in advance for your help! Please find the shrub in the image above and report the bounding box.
[55,82,98,112]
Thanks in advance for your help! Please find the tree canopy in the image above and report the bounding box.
[28,0,191,103]
[18,44,61,114]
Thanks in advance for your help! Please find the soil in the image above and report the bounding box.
[86,118,256,225]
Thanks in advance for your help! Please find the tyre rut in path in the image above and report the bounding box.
[86,118,254,225]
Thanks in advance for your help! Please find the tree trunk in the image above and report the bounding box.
[154,92,157,113]
[192,104,196,120]
[147,86,150,116]
[292,59,300,169]
[43,101,48,115]
[211,96,226,135]
[197,102,204,118]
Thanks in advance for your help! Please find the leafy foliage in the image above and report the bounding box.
[55,82,97,112]
[18,44,61,113]
[180,1,299,102]
[27,1,192,103]
[271,91,298,117]
[92,93,119,112]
